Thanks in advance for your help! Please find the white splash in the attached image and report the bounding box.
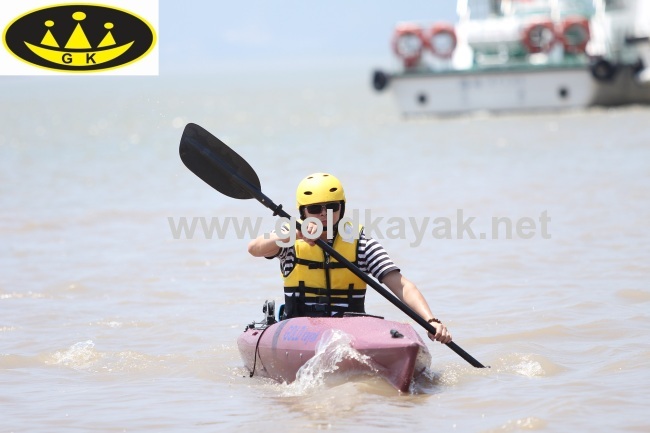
[486,416,547,432]
[511,356,545,378]
[282,329,375,396]
[497,353,547,378]
[49,340,101,370]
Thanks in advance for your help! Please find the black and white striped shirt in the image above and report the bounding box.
[268,227,400,282]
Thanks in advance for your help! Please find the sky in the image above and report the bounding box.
[159,1,457,74]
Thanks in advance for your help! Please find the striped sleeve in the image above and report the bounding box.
[357,228,400,282]
[276,246,296,277]
[264,223,297,277]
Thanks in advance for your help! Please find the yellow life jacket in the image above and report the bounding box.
[283,226,366,318]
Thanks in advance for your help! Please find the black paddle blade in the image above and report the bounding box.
[179,123,261,200]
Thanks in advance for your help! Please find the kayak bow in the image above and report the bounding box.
[237,314,431,393]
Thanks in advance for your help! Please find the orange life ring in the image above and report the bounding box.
[522,20,556,54]
[559,16,590,54]
[392,23,424,68]
[425,23,457,59]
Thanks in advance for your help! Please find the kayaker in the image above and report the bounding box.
[247,173,452,344]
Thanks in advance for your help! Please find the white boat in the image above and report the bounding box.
[372,0,650,115]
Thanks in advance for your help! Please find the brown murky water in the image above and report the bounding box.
[1,73,648,432]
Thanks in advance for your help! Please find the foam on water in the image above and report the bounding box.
[433,352,560,389]
[482,416,547,432]
[282,329,377,396]
[43,340,189,375]
[48,340,100,370]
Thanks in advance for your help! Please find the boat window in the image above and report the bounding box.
[467,0,502,20]
[559,0,596,16]
[467,0,596,20]
[604,0,626,11]
[509,0,552,17]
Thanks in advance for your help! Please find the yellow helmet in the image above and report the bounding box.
[296,173,346,207]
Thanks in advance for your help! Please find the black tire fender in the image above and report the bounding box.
[590,58,617,82]
[372,70,390,91]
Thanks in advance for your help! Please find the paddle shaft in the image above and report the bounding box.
[184,129,487,368]
[259,192,484,368]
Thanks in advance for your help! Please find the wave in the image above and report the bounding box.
[281,329,378,397]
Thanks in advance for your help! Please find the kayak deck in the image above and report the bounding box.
[237,315,431,392]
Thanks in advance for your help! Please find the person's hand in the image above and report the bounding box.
[297,221,320,246]
[427,322,452,344]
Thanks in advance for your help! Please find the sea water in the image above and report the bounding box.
[1,70,649,432]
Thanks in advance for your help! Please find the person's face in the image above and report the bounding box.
[304,201,342,225]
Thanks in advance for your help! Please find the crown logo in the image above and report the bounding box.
[24,11,134,67]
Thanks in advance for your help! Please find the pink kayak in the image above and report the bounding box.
[237,314,432,392]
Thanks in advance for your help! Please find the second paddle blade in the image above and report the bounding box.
[179,123,261,200]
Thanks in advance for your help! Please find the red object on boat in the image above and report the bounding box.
[237,315,432,393]
[558,16,590,54]
[391,23,425,68]
[522,20,557,54]
[425,22,457,59]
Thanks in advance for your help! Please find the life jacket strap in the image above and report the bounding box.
[294,258,349,270]
[283,286,366,298]
[282,283,366,318]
